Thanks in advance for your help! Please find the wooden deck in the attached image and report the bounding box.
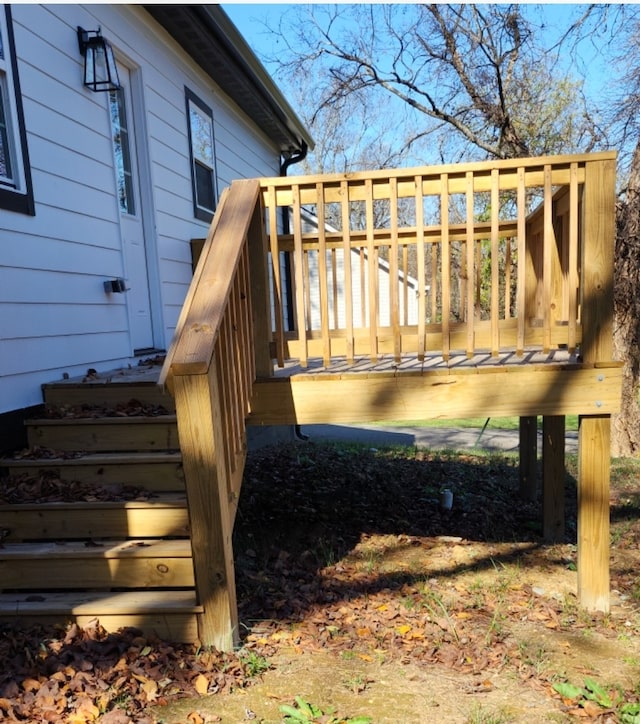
[249,350,621,426]
[159,153,620,646]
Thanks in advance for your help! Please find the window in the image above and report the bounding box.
[185,87,216,222]
[109,87,135,214]
[0,5,34,215]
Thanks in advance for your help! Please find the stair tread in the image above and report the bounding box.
[0,590,202,614]
[0,492,187,511]
[3,451,182,466]
[26,415,177,426]
[42,366,162,387]
[0,539,191,558]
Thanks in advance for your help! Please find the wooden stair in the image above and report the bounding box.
[0,368,203,643]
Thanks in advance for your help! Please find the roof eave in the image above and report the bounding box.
[144,4,314,155]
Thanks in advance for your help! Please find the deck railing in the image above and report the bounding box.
[159,178,269,650]
[260,152,617,367]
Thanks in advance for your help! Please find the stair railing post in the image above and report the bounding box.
[173,362,238,651]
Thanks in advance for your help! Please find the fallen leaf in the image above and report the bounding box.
[194,674,209,696]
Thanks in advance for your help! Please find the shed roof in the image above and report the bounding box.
[144,4,314,156]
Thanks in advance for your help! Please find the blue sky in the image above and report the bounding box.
[223,4,293,75]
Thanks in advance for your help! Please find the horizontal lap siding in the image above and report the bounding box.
[1,4,282,414]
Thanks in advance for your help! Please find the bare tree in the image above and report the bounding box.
[268,3,640,451]
[270,4,602,163]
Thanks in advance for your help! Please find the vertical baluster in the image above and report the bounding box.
[475,233,482,320]
[231,281,245,464]
[230,260,247,429]
[568,162,579,352]
[267,185,284,367]
[440,174,450,361]
[238,245,253,410]
[491,168,500,356]
[292,184,308,367]
[316,183,331,365]
[365,179,378,361]
[415,175,426,360]
[241,243,255,395]
[466,171,475,358]
[389,178,401,361]
[505,236,512,319]
[431,243,438,325]
[516,167,526,356]
[402,245,409,326]
[304,249,312,337]
[331,248,338,330]
[360,248,366,328]
[217,316,235,476]
[543,165,553,353]
[341,180,354,362]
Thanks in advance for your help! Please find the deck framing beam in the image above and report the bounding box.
[249,364,621,426]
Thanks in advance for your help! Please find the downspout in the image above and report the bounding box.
[279,143,308,329]
[280,141,308,234]
[279,143,309,442]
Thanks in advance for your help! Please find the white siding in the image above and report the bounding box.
[1,4,285,413]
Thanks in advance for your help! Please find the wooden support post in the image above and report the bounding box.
[577,158,616,612]
[578,415,610,612]
[174,365,238,651]
[519,416,538,501]
[542,415,565,542]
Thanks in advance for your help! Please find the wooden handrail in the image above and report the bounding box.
[158,178,264,651]
[160,179,261,384]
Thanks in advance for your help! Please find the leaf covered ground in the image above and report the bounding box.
[1,441,640,723]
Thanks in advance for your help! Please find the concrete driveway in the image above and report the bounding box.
[299,423,579,454]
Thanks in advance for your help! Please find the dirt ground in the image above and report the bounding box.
[2,441,639,723]
[150,443,640,724]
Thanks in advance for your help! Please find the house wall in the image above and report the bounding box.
[0,4,282,415]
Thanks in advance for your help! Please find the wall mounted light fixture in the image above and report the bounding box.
[104,278,128,293]
[77,26,120,92]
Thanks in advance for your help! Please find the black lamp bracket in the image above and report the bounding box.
[77,26,99,56]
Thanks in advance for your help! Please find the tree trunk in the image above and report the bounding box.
[612,138,640,456]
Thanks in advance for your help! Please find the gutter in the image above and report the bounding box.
[193,5,314,155]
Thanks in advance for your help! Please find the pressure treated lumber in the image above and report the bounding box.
[42,379,174,411]
[575,158,616,612]
[542,415,565,542]
[0,591,202,643]
[26,416,179,452]
[162,179,261,379]
[0,539,194,589]
[259,151,617,206]
[518,416,538,501]
[249,364,622,426]
[0,495,189,541]
[174,366,239,651]
[578,416,611,611]
[2,452,184,491]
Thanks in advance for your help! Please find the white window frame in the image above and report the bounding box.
[0,5,33,215]
[185,87,216,222]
